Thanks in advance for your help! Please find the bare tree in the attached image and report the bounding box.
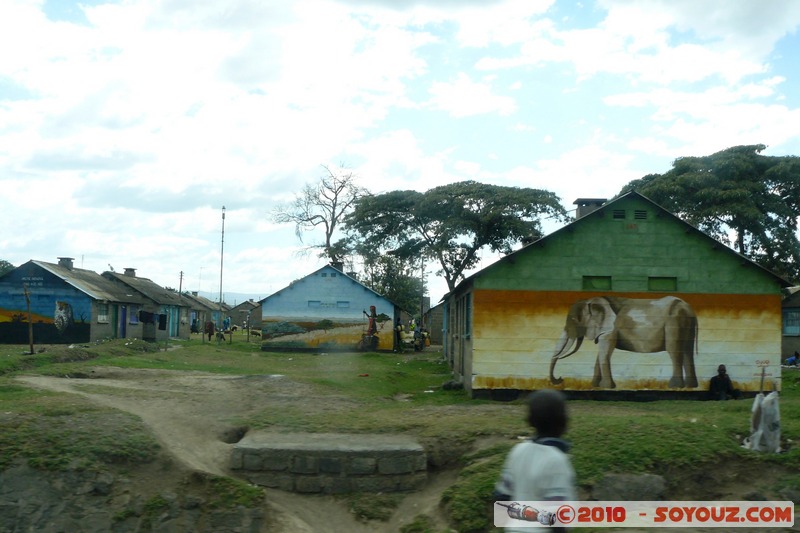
[272,165,369,263]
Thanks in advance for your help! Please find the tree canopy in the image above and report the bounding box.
[271,165,368,263]
[620,144,800,282]
[344,181,568,291]
[0,260,13,277]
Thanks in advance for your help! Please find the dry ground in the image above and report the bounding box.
[15,365,459,532]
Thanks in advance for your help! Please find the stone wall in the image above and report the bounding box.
[230,432,427,494]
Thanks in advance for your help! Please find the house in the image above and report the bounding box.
[423,301,445,345]
[781,288,800,359]
[0,257,148,343]
[260,264,399,351]
[229,299,262,331]
[103,268,189,341]
[443,192,790,399]
[182,291,223,334]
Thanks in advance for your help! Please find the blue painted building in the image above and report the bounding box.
[261,264,399,351]
[0,257,148,343]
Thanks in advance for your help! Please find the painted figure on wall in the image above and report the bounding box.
[53,301,74,334]
[550,296,698,389]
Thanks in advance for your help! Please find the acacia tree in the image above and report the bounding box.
[271,165,369,263]
[344,181,568,291]
[0,260,13,277]
[620,144,800,282]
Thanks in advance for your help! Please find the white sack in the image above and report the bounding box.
[742,391,781,453]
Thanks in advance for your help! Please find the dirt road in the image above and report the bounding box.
[16,366,455,532]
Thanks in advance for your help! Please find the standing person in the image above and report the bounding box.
[495,389,576,531]
[394,317,404,352]
[204,320,214,342]
[709,364,739,400]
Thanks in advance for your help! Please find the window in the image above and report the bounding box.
[97,303,109,323]
[308,300,321,308]
[583,276,612,290]
[129,305,139,324]
[321,273,328,278]
[336,301,350,308]
[330,273,337,277]
[634,210,648,220]
[648,277,677,291]
[783,309,800,336]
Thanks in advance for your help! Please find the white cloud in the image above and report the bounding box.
[427,73,517,117]
[2,0,800,304]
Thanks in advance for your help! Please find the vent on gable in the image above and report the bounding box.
[634,210,648,220]
[612,210,626,219]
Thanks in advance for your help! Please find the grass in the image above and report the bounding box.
[2,338,800,531]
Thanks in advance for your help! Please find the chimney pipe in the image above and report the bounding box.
[57,257,74,270]
[124,268,136,277]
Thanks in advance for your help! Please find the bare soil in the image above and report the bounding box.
[15,365,457,532]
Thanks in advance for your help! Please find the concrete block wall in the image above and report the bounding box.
[230,432,427,494]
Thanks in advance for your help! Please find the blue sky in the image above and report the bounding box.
[2,0,800,304]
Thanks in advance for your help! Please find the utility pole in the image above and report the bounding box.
[23,284,33,355]
[218,206,225,343]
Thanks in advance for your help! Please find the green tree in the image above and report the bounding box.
[621,144,800,282]
[353,241,424,314]
[345,181,569,291]
[271,165,369,263]
[0,260,13,277]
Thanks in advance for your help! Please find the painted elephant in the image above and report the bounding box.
[550,296,698,389]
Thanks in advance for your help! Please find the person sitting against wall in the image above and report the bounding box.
[709,364,740,400]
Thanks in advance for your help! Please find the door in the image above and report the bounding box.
[120,306,127,338]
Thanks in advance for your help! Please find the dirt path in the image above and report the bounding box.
[15,366,454,532]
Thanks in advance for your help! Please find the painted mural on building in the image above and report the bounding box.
[260,265,399,352]
[0,294,91,344]
[469,289,780,393]
[261,307,393,351]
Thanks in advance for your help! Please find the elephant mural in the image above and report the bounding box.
[550,296,698,389]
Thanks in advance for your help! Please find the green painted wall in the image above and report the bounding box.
[476,195,782,295]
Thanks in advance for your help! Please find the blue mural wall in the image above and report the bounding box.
[0,263,92,343]
[261,266,396,350]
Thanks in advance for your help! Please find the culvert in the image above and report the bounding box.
[230,432,427,494]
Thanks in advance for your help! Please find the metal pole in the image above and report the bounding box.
[23,284,33,355]
[218,206,225,343]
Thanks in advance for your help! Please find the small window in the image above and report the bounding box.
[583,276,612,290]
[321,273,328,278]
[129,305,139,324]
[97,303,109,323]
[337,301,349,308]
[783,309,800,336]
[330,273,337,277]
[308,300,321,308]
[634,210,648,220]
[648,277,677,291]
[613,210,625,219]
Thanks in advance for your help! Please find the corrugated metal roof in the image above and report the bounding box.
[103,272,185,306]
[33,261,147,304]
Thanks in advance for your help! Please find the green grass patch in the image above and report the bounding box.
[342,492,403,522]
[0,378,160,471]
[208,476,265,508]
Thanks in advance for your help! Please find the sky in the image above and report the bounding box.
[2,0,800,306]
